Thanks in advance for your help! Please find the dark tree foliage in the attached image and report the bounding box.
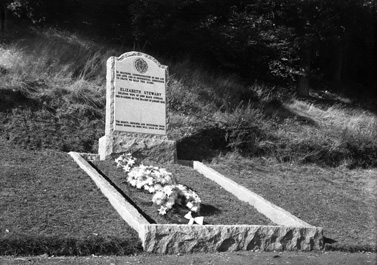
[5,0,377,98]
[273,0,377,96]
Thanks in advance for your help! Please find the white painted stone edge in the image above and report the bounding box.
[190,161,313,228]
[69,152,323,252]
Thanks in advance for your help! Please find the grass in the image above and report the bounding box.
[210,154,377,252]
[0,27,108,153]
[92,160,274,226]
[0,141,142,256]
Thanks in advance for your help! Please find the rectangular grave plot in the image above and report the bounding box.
[92,160,275,226]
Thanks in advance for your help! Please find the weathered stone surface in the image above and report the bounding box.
[104,52,169,136]
[141,224,323,254]
[99,51,176,161]
[99,134,176,163]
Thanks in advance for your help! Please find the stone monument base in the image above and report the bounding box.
[99,134,177,164]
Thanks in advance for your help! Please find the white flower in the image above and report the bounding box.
[129,179,137,187]
[152,191,165,204]
[154,197,162,205]
[166,200,174,209]
[154,184,162,191]
[164,186,174,196]
[136,182,143,189]
[147,177,154,186]
[191,206,199,212]
[158,206,167,215]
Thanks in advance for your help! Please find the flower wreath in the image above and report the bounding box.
[115,154,201,216]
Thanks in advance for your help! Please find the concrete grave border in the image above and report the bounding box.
[69,152,323,254]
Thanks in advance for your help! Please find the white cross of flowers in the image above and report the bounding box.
[184,211,204,225]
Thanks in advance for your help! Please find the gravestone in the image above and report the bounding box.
[98,51,176,163]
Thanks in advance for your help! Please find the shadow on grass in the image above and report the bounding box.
[176,125,273,162]
[262,99,318,126]
[200,204,221,217]
[177,127,229,161]
[0,235,142,256]
[0,88,42,113]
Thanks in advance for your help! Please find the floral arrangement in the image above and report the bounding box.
[116,153,174,192]
[115,153,137,173]
[127,165,174,193]
[115,154,202,218]
[152,184,201,215]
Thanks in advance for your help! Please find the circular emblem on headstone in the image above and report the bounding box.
[134,58,148,74]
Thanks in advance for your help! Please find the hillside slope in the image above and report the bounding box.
[0,26,377,168]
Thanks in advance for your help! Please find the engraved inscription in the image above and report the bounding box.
[116,71,165,85]
[113,55,167,135]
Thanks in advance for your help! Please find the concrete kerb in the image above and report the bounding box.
[69,152,324,253]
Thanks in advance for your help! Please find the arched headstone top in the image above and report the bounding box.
[112,51,168,70]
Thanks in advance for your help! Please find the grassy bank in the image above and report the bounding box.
[1,26,377,167]
[0,141,142,256]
